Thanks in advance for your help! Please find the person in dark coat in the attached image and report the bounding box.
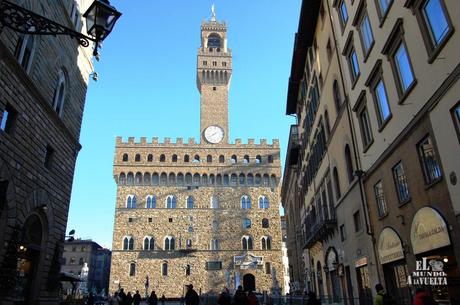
[306,292,321,305]
[185,284,200,305]
[148,291,159,305]
[247,291,259,305]
[126,292,133,305]
[233,286,248,305]
[119,289,127,305]
[218,288,232,305]
[133,290,142,305]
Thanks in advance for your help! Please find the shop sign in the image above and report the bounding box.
[377,227,404,264]
[407,257,447,286]
[410,207,451,255]
[355,256,367,268]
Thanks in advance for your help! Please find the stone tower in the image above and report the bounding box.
[197,9,232,144]
[109,7,283,297]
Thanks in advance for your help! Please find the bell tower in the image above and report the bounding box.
[197,6,232,144]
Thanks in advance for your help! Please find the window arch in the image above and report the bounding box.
[239,174,246,185]
[144,236,155,250]
[172,154,178,162]
[263,174,270,186]
[230,174,238,186]
[223,174,229,186]
[135,154,141,162]
[160,154,166,162]
[177,173,184,185]
[166,195,177,208]
[135,172,142,185]
[333,79,342,111]
[210,239,219,250]
[162,261,168,276]
[212,220,219,230]
[122,154,129,162]
[270,175,277,187]
[146,195,156,208]
[127,172,134,185]
[262,218,269,228]
[241,195,252,209]
[186,196,194,209]
[164,236,175,251]
[259,196,269,209]
[126,195,137,208]
[211,196,219,209]
[207,33,221,48]
[119,173,126,185]
[152,173,159,185]
[144,173,151,185]
[243,218,251,229]
[209,174,215,185]
[231,155,237,164]
[345,145,354,183]
[147,154,153,162]
[52,70,67,116]
[193,173,201,185]
[255,155,262,164]
[129,262,136,276]
[243,155,250,164]
[261,236,272,250]
[255,174,262,186]
[207,155,213,163]
[160,172,167,185]
[184,155,190,163]
[193,155,200,163]
[186,264,191,276]
[219,155,225,163]
[247,174,254,186]
[268,155,274,163]
[333,167,341,200]
[185,173,192,185]
[15,34,36,72]
[202,174,208,185]
[123,236,134,250]
[168,173,176,185]
[242,236,253,250]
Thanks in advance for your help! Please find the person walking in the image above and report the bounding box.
[148,291,159,305]
[126,292,133,305]
[247,291,259,305]
[161,294,166,305]
[233,286,248,305]
[119,289,127,305]
[110,292,121,305]
[133,290,142,305]
[413,287,437,305]
[306,292,320,305]
[218,288,232,305]
[185,284,200,305]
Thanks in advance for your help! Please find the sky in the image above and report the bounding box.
[66,1,301,249]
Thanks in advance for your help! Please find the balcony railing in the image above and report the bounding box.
[303,207,337,249]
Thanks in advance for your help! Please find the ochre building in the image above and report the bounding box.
[109,12,283,297]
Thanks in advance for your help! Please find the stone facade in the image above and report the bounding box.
[0,0,94,304]
[109,13,284,297]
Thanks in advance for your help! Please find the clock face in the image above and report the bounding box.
[204,125,224,144]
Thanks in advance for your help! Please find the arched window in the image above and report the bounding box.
[177,173,184,185]
[333,167,341,200]
[164,236,175,251]
[119,173,126,185]
[172,154,178,162]
[160,173,167,185]
[230,174,238,186]
[210,239,219,250]
[216,174,222,186]
[261,236,271,250]
[160,154,166,162]
[146,195,156,208]
[223,174,229,186]
[207,155,213,163]
[185,173,193,185]
[268,155,274,163]
[231,155,237,164]
[122,154,129,162]
[247,174,254,186]
[186,196,194,209]
[166,196,177,208]
[262,218,269,228]
[239,174,246,185]
[162,262,168,276]
[193,155,200,163]
[255,174,262,186]
[263,174,270,186]
[270,175,277,187]
[135,172,142,185]
[127,172,134,185]
[207,33,221,48]
[211,196,219,209]
[259,196,269,209]
[126,195,137,208]
[129,262,136,276]
[219,155,225,163]
[241,195,251,209]
[255,155,262,164]
[242,236,253,250]
[144,236,154,250]
[243,155,250,164]
[212,220,219,230]
[15,34,36,72]
[333,79,342,111]
[168,173,176,185]
[243,218,251,229]
[52,70,67,116]
[202,174,208,185]
[209,174,215,185]
[144,173,151,185]
[193,173,201,185]
[123,236,134,250]
[135,154,141,162]
[345,145,354,183]
[152,173,159,185]
[147,154,153,162]
[186,264,191,276]
[184,155,190,163]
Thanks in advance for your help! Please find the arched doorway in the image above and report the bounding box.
[243,273,256,292]
[316,261,324,298]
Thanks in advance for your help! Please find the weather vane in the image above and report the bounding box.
[211,4,216,21]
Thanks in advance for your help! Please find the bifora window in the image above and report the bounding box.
[164,236,175,251]
[417,135,442,184]
[166,195,177,208]
[146,195,156,208]
[261,236,271,250]
[373,181,388,217]
[123,236,134,250]
[186,196,194,209]
[258,196,269,209]
[242,236,253,250]
[143,236,155,251]
[241,195,251,209]
[126,195,136,208]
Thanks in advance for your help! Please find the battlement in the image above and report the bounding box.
[115,136,280,148]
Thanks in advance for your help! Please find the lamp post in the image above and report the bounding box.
[0,0,121,58]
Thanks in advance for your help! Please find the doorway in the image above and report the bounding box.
[243,273,256,292]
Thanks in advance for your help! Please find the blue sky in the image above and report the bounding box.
[66,1,301,248]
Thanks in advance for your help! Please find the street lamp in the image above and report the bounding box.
[0,0,121,57]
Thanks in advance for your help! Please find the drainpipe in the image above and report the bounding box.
[324,0,381,282]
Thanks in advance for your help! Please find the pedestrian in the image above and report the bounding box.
[119,289,127,305]
[374,284,397,305]
[413,287,437,305]
[87,293,95,305]
[126,292,133,305]
[148,291,159,305]
[133,290,142,305]
[218,288,231,305]
[306,292,320,305]
[185,284,200,305]
[247,291,259,305]
[233,285,248,305]
[161,294,166,305]
[111,292,121,305]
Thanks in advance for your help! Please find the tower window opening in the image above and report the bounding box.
[213,87,217,91]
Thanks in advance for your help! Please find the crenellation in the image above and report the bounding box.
[152,137,159,144]
[140,137,147,144]
[176,138,183,144]
[248,139,255,145]
[128,137,135,144]
[260,139,267,145]
[235,138,242,145]
[188,138,195,145]
[164,137,171,144]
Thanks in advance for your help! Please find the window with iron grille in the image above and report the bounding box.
[392,162,410,203]
[373,181,388,217]
[417,135,442,184]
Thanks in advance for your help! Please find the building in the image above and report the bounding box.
[283,0,378,302]
[283,0,460,304]
[61,239,111,294]
[109,10,284,297]
[280,216,290,294]
[0,0,95,304]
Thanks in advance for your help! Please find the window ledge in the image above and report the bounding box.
[362,139,374,153]
[351,74,361,90]
[398,198,411,207]
[424,177,443,190]
[427,28,455,64]
[362,42,375,63]
[397,79,417,104]
[377,114,393,132]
